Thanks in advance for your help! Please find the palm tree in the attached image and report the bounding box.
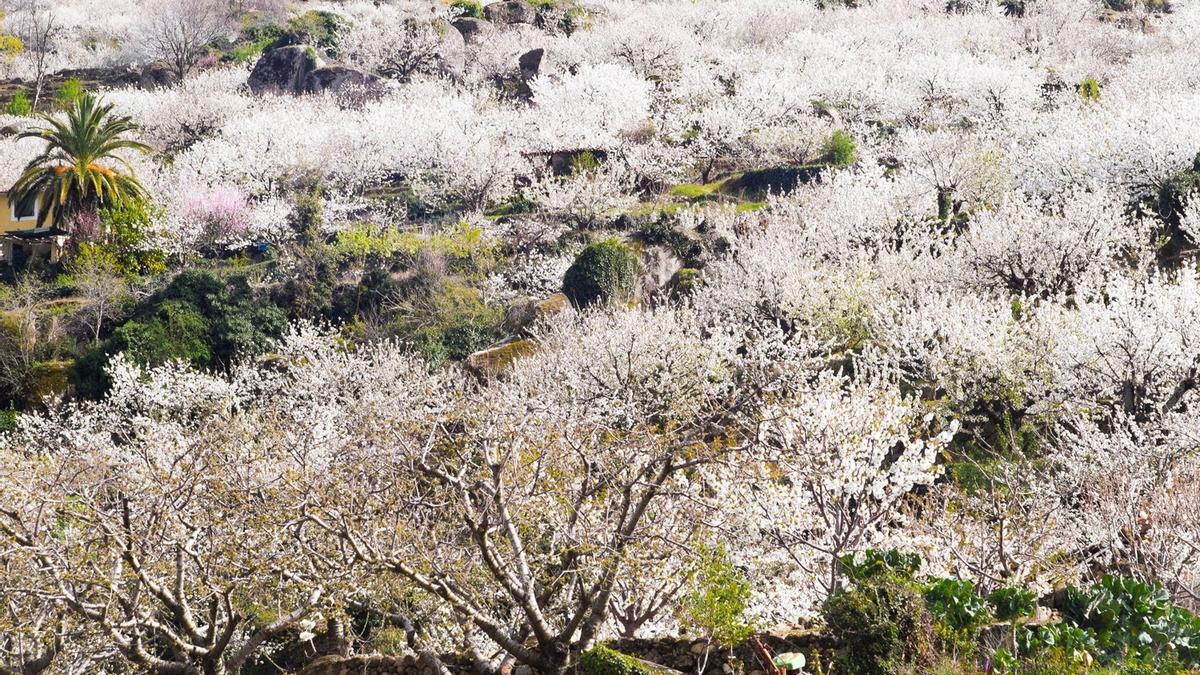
[11,92,152,233]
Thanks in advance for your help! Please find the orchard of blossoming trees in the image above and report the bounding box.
[0,0,1198,672]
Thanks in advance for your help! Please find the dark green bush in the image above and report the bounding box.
[578,645,654,675]
[562,239,640,307]
[723,165,823,199]
[637,216,702,265]
[411,319,495,368]
[75,270,288,397]
[109,301,212,367]
[0,403,17,433]
[822,575,936,675]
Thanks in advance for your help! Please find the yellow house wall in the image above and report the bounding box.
[0,193,46,233]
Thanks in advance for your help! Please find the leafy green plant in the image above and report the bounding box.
[989,586,1038,622]
[0,402,17,433]
[637,215,701,265]
[5,90,31,116]
[1015,623,1099,666]
[562,239,640,307]
[97,202,168,277]
[570,150,600,175]
[284,10,342,51]
[1078,78,1101,102]
[53,78,86,110]
[75,270,287,397]
[1063,576,1200,665]
[822,129,857,166]
[924,577,990,656]
[840,549,923,583]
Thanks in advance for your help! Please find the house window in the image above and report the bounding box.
[11,193,37,221]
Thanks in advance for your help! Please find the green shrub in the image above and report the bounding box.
[0,402,17,433]
[53,78,86,110]
[284,10,342,51]
[411,318,495,367]
[570,149,600,175]
[450,0,485,18]
[5,90,31,116]
[228,24,286,64]
[822,129,857,166]
[822,575,936,675]
[924,577,991,656]
[578,645,654,675]
[290,188,324,245]
[97,202,168,277]
[75,270,288,397]
[637,216,702,265]
[679,543,754,648]
[1062,576,1200,666]
[723,165,824,199]
[840,549,923,583]
[562,239,640,307]
[109,301,213,368]
[392,280,502,367]
[669,267,701,299]
[1078,78,1101,102]
[989,586,1038,622]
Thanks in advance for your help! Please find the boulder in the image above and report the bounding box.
[452,16,494,44]
[305,65,385,101]
[248,45,324,95]
[518,48,544,80]
[484,0,537,24]
[501,292,572,336]
[640,245,685,301]
[138,62,179,90]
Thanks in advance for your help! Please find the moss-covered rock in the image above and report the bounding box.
[464,339,538,379]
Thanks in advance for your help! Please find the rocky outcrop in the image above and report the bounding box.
[518,48,545,80]
[484,0,537,24]
[248,45,323,95]
[452,17,493,45]
[433,20,467,80]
